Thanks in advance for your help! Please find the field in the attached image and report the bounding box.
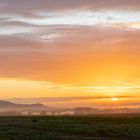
[0,115,140,140]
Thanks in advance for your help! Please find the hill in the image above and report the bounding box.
[0,100,47,112]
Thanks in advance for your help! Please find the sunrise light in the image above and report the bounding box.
[0,0,139,111]
[112,97,118,101]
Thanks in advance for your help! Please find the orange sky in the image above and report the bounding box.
[0,0,140,108]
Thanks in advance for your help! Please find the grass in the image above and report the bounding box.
[0,115,139,140]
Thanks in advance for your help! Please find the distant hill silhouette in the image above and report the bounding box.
[0,100,47,111]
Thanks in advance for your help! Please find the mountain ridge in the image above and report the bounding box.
[0,100,47,111]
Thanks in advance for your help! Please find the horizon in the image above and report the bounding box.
[0,95,140,110]
[0,0,140,112]
[0,98,140,115]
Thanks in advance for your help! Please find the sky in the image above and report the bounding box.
[0,0,140,108]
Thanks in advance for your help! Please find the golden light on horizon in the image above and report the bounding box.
[0,0,139,110]
[112,97,118,101]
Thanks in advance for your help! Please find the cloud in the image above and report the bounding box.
[6,11,139,29]
[0,0,139,30]
[0,0,139,85]
[0,25,139,84]
[6,95,138,103]
[0,0,140,12]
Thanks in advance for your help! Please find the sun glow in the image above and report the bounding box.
[112,97,118,101]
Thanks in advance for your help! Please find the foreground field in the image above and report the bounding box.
[0,115,140,140]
